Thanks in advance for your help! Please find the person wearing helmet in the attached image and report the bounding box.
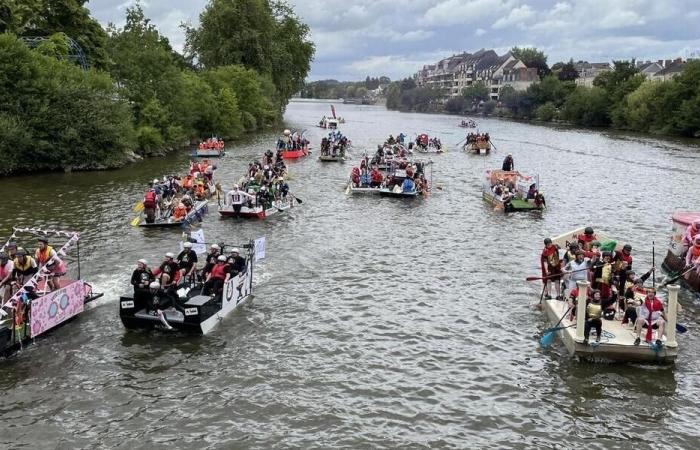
[201,244,221,280]
[131,259,154,293]
[681,219,700,255]
[226,248,246,277]
[12,248,37,287]
[0,252,15,302]
[202,255,228,295]
[177,242,198,283]
[634,287,666,346]
[578,227,597,251]
[152,253,179,289]
[540,237,563,300]
[686,235,700,275]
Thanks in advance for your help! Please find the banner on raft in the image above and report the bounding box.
[30,281,85,338]
[255,237,266,262]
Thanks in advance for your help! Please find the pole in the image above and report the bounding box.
[77,239,81,280]
[666,284,679,347]
[576,280,589,342]
[652,241,656,290]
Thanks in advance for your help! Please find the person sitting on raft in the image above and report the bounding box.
[370,167,383,188]
[685,235,700,274]
[177,242,198,285]
[620,268,654,326]
[633,287,666,346]
[147,281,177,330]
[578,227,597,251]
[682,220,700,256]
[171,202,187,222]
[0,252,14,303]
[153,252,179,289]
[201,244,221,281]
[401,176,416,193]
[226,248,246,277]
[202,255,228,296]
[131,259,154,293]
[35,237,66,292]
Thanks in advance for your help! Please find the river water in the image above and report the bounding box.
[1,100,700,449]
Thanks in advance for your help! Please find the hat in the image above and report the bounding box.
[149,281,160,289]
[217,255,226,262]
[37,237,48,244]
[6,242,16,249]
[210,244,221,250]
[138,258,147,265]
[230,248,240,254]
[183,242,193,248]
[165,252,174,258]
[153,179,159,184]
[623,244,632,252]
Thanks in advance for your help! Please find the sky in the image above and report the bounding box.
[88,0,700,81]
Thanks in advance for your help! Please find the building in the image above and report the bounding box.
[574,62,611,87]
[415,49,538,100]
[651,59,686,82]
[637,61,664,79]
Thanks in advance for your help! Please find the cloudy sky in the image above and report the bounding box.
[88,0,700,81]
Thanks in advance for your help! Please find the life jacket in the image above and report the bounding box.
[172,204,187,220]
[689,244,700,263]
[614,251,633,272]
[595,263,612,284]
[35,245,54,266]
[541,245,560,269]
[144,190,157,208]
[371,170,382,183]
[586,302,602,320]
[183,177,194,189]
[14,256,35,272]
[578,233,597,250]
[210,263,227,280]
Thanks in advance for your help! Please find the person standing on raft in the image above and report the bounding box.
[541,238,563,300]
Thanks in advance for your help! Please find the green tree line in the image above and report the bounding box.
[388,47,700,138]
[300,76,390,99]
[0,0,314,175]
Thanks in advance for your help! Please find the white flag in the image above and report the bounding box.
[254,237,265,261]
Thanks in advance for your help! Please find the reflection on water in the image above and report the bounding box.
[1,101,700,448]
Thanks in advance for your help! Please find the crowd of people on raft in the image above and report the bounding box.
[464,132,491,150]
[350,147,430,194]
[680,220,700,275]
[197,137,225,153]
[130,242,247,329]
[0,237,69,328]
[320,131,350,158]
[141,160,216,224]
[223,159,291,213]
[540,227,665,346]
[276,129,309,152]
[487,157,546,209]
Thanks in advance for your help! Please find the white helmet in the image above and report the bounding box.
[283,129,291,136]
[149,281,160,289]
[183,242,192,248]
[210,244,221,250]
[138,259,147,265]
[153,179,159,184]
[230,248,240,254]
[217,255,226,261]
[165,252,174,258]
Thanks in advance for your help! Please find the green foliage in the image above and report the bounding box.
[301,76,390,99]
[561,86,610,127]
[499,86,537,118]
[0,33,135,174]
[185,0,314,108]
[136,125,164,155]
[462,81,489,104]
[444,96,466,114]
[511,46,550,78]
[557,59,578,81]
[482,100,497,114]
[535,102,557,121]
[526,76,575,107]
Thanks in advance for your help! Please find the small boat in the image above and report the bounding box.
[458,119,477,128]
[662,211,700,292]
[119,240,258,334]
[378,186,418,198]
[192,137,226,157]
[482,170,545,212]
[318,117,339,129]
[539,227,680,363]
[138,200,208,228]
[464,141,491,154]
[0,227,103,356]
[219,198,293,219]
[281,145,310,159]
[319,154,345,162]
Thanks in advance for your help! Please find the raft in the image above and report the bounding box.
[661,211,700,292]
[120,242,255,335]
[482,170,544,212]
[139,200,208,228]
[192,148,225,158]
[281,145,310,159]
[218,198,293,219]
[319,155,345,162]
[541,227,680,363]
[464,141,491,154]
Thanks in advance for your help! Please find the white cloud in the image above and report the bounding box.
[492,4,535,29]
[424,0,516,26]
[475,28,486,36]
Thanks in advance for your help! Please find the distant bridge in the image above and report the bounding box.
[20,36,88,70]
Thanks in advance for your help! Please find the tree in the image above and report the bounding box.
[185,0,314,108]
[445,96,465,114]
[462,81,489,105]
[561,86,610,127]
[558,59,578,81]
[535,102,557,121]
[511,46,550,78]
[345,84,356,98]
[355,86,368,98]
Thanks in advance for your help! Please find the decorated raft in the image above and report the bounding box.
[120,238,263,334]
[482,170,545,212]
[0,228,103,356]
[464,140,491,155]
[662,211,700,292]
[219,197,294,219]
[539,227,680,363]
[192,137,225,157]
[138,200,208,228]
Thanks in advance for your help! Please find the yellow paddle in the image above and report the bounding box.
[130,216,141,226]
[133,202,144,212]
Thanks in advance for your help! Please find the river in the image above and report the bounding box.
[1,101,700,449]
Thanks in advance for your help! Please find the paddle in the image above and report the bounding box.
[490,140,498,151]
[540,306,573,348]
[130,216,141,227]
[133,201,144,212]
[652,241,656,290]
[526,266,589,282]
[290,194,303,204]
[661,262,700,287]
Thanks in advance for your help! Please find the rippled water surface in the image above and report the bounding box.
[2,101,700,449]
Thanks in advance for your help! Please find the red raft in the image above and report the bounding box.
[281,145,310,159]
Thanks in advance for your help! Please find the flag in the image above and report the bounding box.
[254,237,266,261]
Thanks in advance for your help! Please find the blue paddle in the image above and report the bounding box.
[540,306,572,348]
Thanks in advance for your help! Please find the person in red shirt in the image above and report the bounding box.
[578,227,597,251]
[202,255,228,296]
[634,287,666,346]
[541,238,562,300]
[370,168,383,188]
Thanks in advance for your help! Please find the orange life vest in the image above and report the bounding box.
[172,204,187,220]
[690,244,700,262]
[183,177,194,189]
[36,245,54,265]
